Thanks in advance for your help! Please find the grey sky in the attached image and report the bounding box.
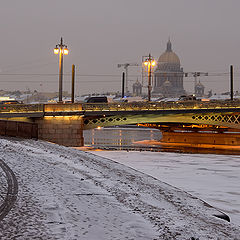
[0,0,240,95]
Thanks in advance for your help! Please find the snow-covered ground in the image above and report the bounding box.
[93,150,240,227]
[0,137,240,239]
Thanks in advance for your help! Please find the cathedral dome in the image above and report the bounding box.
[158,40,180,64]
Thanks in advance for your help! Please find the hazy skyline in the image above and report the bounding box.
[0,0,240,95]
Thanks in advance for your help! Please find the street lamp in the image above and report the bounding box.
[143,54,156,101]
[54,37,69,102]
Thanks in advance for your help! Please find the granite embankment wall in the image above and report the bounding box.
[35,116,84,147]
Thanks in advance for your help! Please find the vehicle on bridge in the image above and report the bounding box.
[84,96,108,103]
[0,97,21,105]
[0,100,21,104]
[178,95,197,101]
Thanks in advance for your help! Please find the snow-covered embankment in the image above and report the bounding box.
[0,138,239,239]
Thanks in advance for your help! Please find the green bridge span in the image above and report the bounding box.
[1,101,240,147]
[1,101,240,130]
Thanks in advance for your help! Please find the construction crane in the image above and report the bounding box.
[184,72,208,94]
[117,63,139,94]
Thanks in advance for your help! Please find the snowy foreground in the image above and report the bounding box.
[0,138,240,239]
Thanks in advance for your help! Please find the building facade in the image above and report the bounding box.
[153,40,185,97]
[132,80,142,96]
[195,81,205,97]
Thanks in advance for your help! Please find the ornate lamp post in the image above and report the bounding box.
[144,54,156,101]
[54,37,69,102]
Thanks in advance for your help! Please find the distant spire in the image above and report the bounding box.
[166,38,172,52]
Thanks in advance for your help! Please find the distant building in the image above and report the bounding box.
[132,79,142,96]
[195,81,205,97]
[153,40,185,97]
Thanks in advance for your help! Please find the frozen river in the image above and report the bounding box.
[84,127,240,226]
[93,150,240,227]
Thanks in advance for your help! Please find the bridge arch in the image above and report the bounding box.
[83,112,240,130]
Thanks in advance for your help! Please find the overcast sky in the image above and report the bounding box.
[0,0,240,95]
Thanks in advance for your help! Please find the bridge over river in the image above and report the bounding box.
[1,100,240,147]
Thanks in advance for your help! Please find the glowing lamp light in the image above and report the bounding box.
[54,48,59,54]
[54,37,69,103]
[143,53,155,102]
[151,61,156,66]
[63,48,69,55]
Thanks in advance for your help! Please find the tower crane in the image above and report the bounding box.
[117,63,139,94]
[184,72,208,94]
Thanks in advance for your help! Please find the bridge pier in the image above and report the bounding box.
[36,116,84,147]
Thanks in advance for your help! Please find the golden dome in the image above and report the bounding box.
[158,40,180,64]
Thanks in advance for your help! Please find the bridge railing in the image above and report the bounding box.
[0,103,82,114]
[44,103,82,112]
[0,104,44,113]
[82,101,240,112]
[1,100,240,115]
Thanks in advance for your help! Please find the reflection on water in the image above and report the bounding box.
[84,127,162,147]
[85,127,240,225]
[84,127,240,155]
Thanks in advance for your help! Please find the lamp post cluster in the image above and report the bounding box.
[54,37,69,102]
[144,54,156,101]
[53,38,155,103]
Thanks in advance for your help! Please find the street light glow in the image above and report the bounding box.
[143,54,156,102]
[54,48,59,54]
[151,61,156,66]
[54,37,69,102]
[63,48,69,55]
[144,59,156,67]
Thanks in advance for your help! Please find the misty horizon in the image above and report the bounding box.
[0,0,240,96]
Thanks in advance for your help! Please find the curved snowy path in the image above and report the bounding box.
[0,138,239,239]
[0,159,18,221]
[0,138,157,240]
